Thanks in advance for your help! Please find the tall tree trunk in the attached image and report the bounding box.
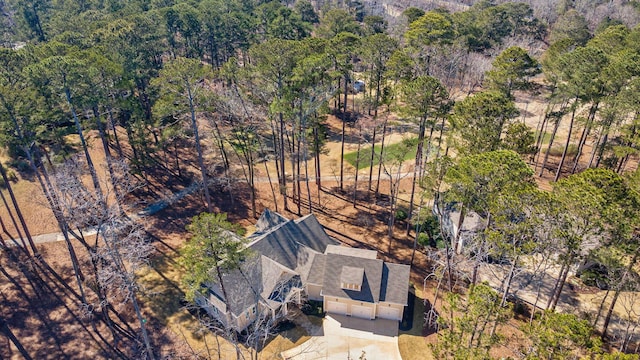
[303,131,312,215]
[107,105,123,158]
[24,149,87,304]
[64,88,104,202]
[423,120,436,178]
[453,205,466,254]
[101,223,155,359]
[571,102,598,174]
[268,118,282,213]
[124,124,141,172]
[339,88,347,191]
[211,120,230,171]
[594,125,611,168]
[410,199,424,266]
[313,125,321,191]
[554,99,578,182]
[296,123,302,215]
[593,288,610,328]
[601,248,639,340]
[173,138,182,178]
[373,72,381,119]
[232,132,256,219]
[587,126,604,168]
[539,115,561,177]
[435,115,447,162]
[500,254,518,307]
[130,291,155,360]
[0,190,30,254]
[549,262,570,312]
[407,116,427,236]
[249,153,256,219]
[278,87,288,211]
[93,107,124,214]
[532,110,550,168]
[375,117,388,196]
[353,123,362,208]
[367,123,378,193]
[186,85,213,212]
[526,256,552,324]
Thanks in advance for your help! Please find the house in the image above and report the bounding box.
[197,210,411,331]
[433,201,485,253]
[307,245,410,321]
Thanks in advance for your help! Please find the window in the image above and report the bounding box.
[340,282,362,291]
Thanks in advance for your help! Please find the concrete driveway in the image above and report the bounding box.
[281,315,402,360]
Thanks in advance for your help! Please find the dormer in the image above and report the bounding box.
[340,266,364,291]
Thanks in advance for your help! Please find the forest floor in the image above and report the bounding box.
[1,86,639,358]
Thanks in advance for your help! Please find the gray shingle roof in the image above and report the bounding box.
[380,263,411,305]
[296,247,318,284]
[253,208,289,235]
[306,254,326,285]
[210,254,263,316]
[210,254,301,317]
[248,214,338,271]
[208,212,338,317]
[321,254,383,303]
[293,214,341,253]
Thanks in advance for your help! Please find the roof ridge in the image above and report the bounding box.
[246,218,293,248]
[293,213,314,223]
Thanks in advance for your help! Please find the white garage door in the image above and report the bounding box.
[326,301,348,316]
[351,305,373,319]
[377,306,401,320]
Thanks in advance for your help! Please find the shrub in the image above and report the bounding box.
[395,207,408,221]
[301,300,323,317]
[548,144,578,157]
[0,168,19,188]
[417,233,430,247]
[579,268,609,290]
[8,159,31,173]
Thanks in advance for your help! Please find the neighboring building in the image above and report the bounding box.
[197,209,411,331]
[433,201,485,253]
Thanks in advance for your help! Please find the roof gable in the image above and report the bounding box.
[253,208,289,235]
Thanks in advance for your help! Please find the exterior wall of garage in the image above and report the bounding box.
[375,302,404,321]
[323,296,376,319]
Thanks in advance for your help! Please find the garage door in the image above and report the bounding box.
[351,305,373,319]
[326,301,347,316]
[377,306,401,320]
